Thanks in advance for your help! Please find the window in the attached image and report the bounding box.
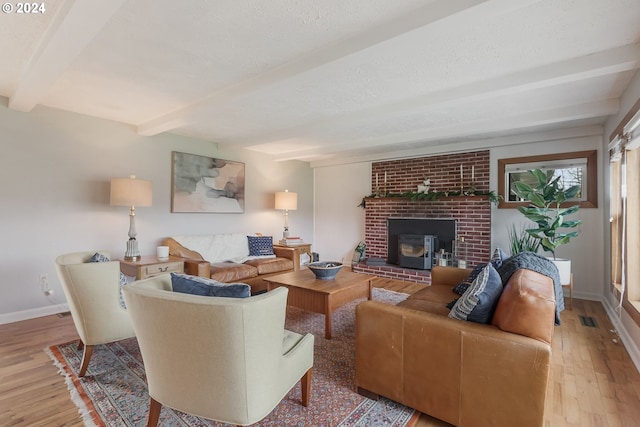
[505,158,587,202]
[610,156,623,289]
[498,150,597,209]
[609,98,640,325]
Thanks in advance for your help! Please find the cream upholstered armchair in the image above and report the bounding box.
[55,251,135,376]
[122,274,314,427]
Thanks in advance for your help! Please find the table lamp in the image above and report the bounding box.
[275,189,297,239]
[110,175,153,260]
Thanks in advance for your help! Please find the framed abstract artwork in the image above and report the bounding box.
[171,152,245,213]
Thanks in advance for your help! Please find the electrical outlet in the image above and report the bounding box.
[39,274,49,290]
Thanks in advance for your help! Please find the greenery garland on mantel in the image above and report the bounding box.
[358,190,500,208]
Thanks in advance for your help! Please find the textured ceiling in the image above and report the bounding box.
[2,0,639,165]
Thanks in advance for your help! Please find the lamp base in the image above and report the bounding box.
[124,238,141,261]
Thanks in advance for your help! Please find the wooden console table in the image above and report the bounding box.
[119,255,184,280]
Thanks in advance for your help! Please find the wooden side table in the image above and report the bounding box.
[562,273,574,310]
[119,256,184,280]
[274,243,313,265]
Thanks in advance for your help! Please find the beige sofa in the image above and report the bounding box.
[164,234,298,294]
[355,266,556,427]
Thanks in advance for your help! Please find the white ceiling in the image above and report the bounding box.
[2,0,639,165]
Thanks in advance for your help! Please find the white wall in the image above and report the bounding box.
[313,163,370,264]
[0,100,313,323]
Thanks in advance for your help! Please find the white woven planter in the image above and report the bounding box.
[548,257,571,285]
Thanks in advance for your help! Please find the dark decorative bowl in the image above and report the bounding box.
[307,261,343,280]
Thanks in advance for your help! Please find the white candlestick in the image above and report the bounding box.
[376,173,379,188]
[460,164,463,181]
[384,171,387,184]
[472,165,475,182]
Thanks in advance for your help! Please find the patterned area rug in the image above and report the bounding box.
[47,288,420,427]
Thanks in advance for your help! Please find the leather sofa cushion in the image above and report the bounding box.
[430,266,473,287]
[396,298,450,316]
[397,284,459,317]
[492,268,555,344]
[244,257,294,275]
[210,263,258,282]
[405,284,457,305]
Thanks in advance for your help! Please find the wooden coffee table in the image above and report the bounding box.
[264,269,376,339]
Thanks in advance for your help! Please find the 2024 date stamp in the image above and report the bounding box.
[2,2,46,14]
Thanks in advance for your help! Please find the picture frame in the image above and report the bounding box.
[497,150,597,209]
[171,151,245,213]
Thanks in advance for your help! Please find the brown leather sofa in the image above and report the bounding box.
[355,266,556,427]
[163,237,299,294]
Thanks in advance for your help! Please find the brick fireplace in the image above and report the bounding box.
[353,150,492,284]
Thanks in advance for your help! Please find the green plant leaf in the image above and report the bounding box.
[564,185,581,199]
[560,219,582,228]
[540,237,556,252]
[513,181,533,196]
[555,192,567,204]
[512,168,581,256]
[530,193,548,208]
[531,169,548,186]
[559,205,580,216]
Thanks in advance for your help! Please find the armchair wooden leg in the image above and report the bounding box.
[77,340,84,351]
[78,344,94,377]
[148,397,162,427]
[301,368,312,407]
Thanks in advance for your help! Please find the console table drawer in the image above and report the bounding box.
[120,256,185,280]
[143,261,183,277]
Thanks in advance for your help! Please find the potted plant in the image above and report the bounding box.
[511,169,582,284]
[507,223,541,255]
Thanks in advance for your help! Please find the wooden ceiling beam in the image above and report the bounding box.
[9,0,128,112]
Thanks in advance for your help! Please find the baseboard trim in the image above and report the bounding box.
[0,303,69,325]
[570,290,602,301]
[602,297,640,374]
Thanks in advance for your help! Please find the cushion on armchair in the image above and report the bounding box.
[171,273,251,298]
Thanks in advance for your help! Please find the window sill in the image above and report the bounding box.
[610,284,640,327]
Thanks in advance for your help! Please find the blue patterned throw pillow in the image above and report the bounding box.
[452,248,510,296]
[490,247,509,268]
[88,252,129,309]
[247,235,274,256]
[171,273,251,298]
[452,262,486,295]
[448,263,503,324]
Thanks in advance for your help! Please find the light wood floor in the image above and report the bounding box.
[1,278,639,427]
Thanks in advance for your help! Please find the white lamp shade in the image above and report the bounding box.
[275,190,297,210]
[110,176,153,207]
